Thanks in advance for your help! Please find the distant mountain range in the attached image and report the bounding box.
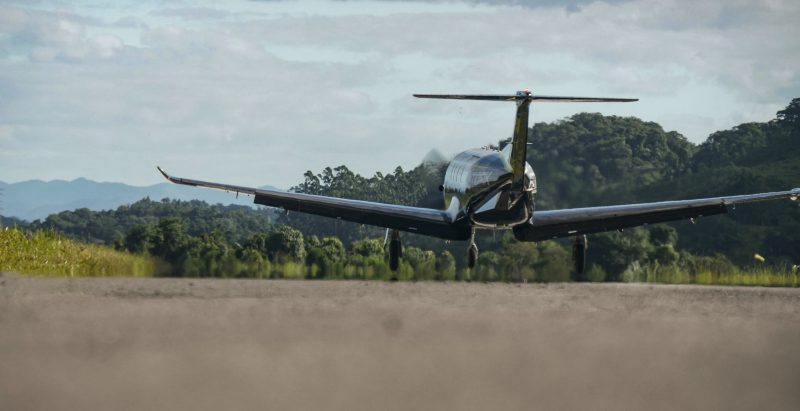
[0,178,280,222]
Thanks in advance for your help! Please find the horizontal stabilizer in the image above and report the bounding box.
[413,93,637,103]
[413,94,518,101]
[529,95,637,102]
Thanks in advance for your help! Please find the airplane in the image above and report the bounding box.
[157,89,800,275]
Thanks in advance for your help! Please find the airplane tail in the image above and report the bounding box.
[414,90,637,190]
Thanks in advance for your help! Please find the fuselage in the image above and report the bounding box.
[443,145,537,229]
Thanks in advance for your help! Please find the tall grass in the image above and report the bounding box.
[0,227,154,277]
[618,260,799,287]
[692,266,799,287]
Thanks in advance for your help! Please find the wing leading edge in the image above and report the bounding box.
[513,188,800,242]
[157,167,471,240]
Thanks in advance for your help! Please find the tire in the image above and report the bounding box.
[467,243,478,269]
[389,238,401,271]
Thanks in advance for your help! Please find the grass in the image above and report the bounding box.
[0,227,154,277]
[619,260,799,287]
[692,266,799,287]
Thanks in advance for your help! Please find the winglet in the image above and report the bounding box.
[157,166,181,185]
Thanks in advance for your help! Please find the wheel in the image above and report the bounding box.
[389,230,401,271]
[467,243,478,269]
[389,239,401,271]
[571,235,587,281]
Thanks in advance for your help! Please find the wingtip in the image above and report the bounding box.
[156,166,170,180]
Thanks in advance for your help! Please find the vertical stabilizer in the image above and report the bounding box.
[413,90,637,190]
[510,90,532,189]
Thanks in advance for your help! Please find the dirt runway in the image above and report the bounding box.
[1,273,799,410]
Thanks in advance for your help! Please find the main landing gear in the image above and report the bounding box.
[388,228,478,271]
[388,229,402,271]
[467,229,478,269]
[571,234,588,281]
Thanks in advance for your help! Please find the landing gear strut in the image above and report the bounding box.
[571,234,588,281]
[467,229,478,269]
[389,229,402,271]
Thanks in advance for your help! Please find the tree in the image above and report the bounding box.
[434,250,456,281]
[268,225,306,263]
[239,248,271,278]
[402,247,436,280]
[152,217,188,263]
[591,228,652,281]
[123,224,157,254]
[244,232,270,256]
[306,236,346,278]
[776,98,800,129]
[651,244,680,265]
[351,239,384,258]
[533,241,571,282]
[649,225,678,246]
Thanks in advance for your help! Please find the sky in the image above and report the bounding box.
[1,0,798,188]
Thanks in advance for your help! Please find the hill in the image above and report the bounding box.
[636,101,800,265]
[0,178,280,222]
[507,97,800,266]
[29,198,277,246]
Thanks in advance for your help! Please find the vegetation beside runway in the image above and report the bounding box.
[2,223,796,287]
[0,227,154,277]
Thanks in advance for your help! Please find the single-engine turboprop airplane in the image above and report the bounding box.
[158,90,800,274]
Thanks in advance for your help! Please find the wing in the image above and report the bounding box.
[157,167,471,240]
[513,189,800,242]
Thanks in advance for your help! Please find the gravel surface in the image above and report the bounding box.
[2,273,799,410]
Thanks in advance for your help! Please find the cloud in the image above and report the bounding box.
[149,7,231,21]
[232,0,799,102]
[0,0,798,187]
[361,0,633,11]
[0,6,126,61]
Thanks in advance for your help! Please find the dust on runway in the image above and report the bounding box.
[2,273,799,410]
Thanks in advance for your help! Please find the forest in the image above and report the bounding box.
[13,98,800,283]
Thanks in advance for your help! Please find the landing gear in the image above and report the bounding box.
[467,229,478,269]
[389,229,402,271]
[571,234,588,281]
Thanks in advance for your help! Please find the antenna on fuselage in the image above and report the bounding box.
[413,90,638,190]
